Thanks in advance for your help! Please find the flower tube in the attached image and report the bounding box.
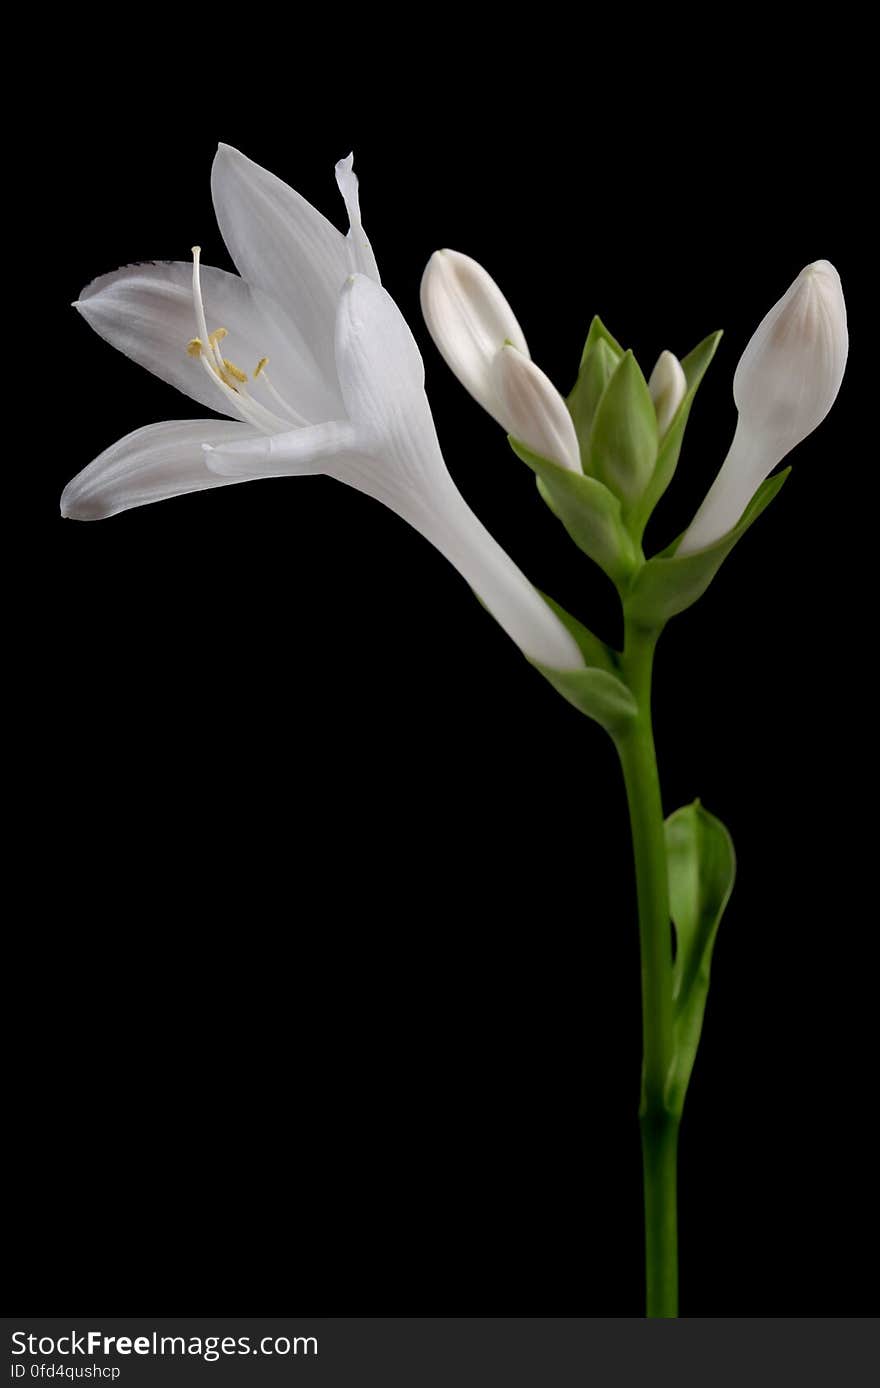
[678,261,847,555]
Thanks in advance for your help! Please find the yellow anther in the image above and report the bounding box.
[208,327,229,347]
[187,338,203,357]
[223,358,248,384]
[254,356,269,378]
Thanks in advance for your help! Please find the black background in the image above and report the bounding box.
[19,20,873,1318]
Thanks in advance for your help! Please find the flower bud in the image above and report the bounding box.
[648,350,687,436]
[678,260,847,555]
[420,248,529,426]
[492,345,582,473]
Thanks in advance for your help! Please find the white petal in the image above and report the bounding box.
[420,249,529,425]
[61,419,262,521]
[211,143,349,380]
[75,261,341,423]
[334,273,442,488]
[648,350,687,436]
[335,153,381,283]
[492,345,582,472]
[678,260,848,555]
[205,421,361,478]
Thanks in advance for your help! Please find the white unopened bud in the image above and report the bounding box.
[648,350,687,436]
[678,260,847,555]
[420,248,529,426]
[492,345,582,473]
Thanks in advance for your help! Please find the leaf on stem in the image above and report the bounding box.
[626,468,790,627]
[665,800,736,1111]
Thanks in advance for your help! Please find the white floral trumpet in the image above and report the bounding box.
[678,260,848,555]
[62,147,583,672]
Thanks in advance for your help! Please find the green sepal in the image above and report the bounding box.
[588,350,659,506]
[630,331,723,539]
[665,800,736,1112]
[626,469,790,628]
[567,317,625,451]
[508,438,640,586]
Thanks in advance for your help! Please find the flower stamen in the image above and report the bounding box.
[222,358,248,384]
[186,247,303,432]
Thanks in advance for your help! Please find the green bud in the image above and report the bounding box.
[568,316,625,453]
[589,351,658,506]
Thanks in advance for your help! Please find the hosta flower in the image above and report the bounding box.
[678,260,847,555]
[420,249,581,472]
[62,146,583,671]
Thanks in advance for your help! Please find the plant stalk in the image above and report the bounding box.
[617,618,679,1318]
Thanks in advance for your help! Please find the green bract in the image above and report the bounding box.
[509,439,638,586]
[665,801,736,1113]
[568,315,624,455]
[626,469,790,628]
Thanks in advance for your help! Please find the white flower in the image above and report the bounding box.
[648,350,687,436]
[62,146,583,672]
[678,260,847,555]
[420,249,581,472]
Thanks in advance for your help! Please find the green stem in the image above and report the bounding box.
[616,618,679,1318]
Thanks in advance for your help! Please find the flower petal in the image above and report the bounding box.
[205,421,362,478]
[75,261,342,424]
[335,153,381,283]
[420,248,529,425]
[211,143,349,380]
[61,419,262,521]
[334,273,439,481]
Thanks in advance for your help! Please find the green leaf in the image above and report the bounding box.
[665,801,736,1111]
[631,331,723,539]
[588,350,659,505]
[533,660,638,736]
[626,469,790,628]
[508,438,639,586]
[567,317,625,452]
[530,582,634,734]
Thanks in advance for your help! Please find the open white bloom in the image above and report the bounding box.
[62,146,583,672]
[648,351,687,436]
[420,249,580,472]
[678,260,847,555]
